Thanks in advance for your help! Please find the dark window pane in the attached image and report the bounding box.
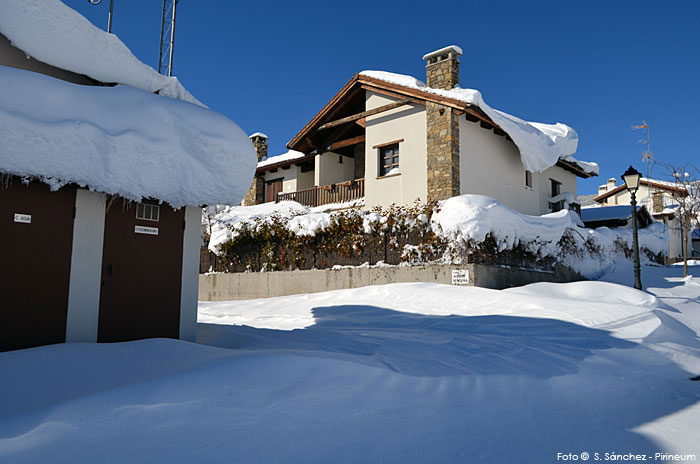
[136,203,144,219]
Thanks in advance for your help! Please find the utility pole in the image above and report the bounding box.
[158,0,178,76]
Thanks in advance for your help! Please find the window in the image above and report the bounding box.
[379,143,399,176]
[550,179,561,197]
[136,203,160,221]
[525,170,533,189]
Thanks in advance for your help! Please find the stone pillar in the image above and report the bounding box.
[424,46,462,202]
[426,103,460,202]
[241,133,268,206]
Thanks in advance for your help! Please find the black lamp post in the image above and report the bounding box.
[622,166,643,290]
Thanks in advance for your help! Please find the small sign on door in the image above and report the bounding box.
[451,269,470,285]
[135,225,159,236]
[14,213,31,224]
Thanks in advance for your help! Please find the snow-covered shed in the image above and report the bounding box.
[0,0,255,351]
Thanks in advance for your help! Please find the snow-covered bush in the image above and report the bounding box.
[206,195,667,278]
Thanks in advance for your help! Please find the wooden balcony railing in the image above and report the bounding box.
[277,178,365,207]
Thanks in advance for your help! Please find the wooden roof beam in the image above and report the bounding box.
[317,99,411,131]
[328,135,366,152]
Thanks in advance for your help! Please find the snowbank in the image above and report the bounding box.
[0,0,201,105]
[360,70,599,175]
[0,65,256,208]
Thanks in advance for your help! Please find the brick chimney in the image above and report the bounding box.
[249,132,268,162]
[424,46,462,202]
[242,132,267,206]
[423,45,462,90]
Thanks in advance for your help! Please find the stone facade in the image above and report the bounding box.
[241,134,268,206]
[426,103,460,202]
[353,143,365,180]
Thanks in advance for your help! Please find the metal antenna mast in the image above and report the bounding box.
[158,0,178,76]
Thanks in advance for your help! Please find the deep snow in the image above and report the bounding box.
[0,0,200,105]
[1,265,699,463]
[0,65,256,207]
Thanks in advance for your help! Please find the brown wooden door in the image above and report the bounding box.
[97,200,184,342]
[0,180,76,352]
[265,179,283,202]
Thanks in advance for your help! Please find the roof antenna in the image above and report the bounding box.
[632,121,654,202]
[158,0,178,76]
[86,0,115,34]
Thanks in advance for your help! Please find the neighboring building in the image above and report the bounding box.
[580,204,653,230]
[692,229,700,258]
[593,177,690,259]
[0,2,254,351]
[243,45,598,214]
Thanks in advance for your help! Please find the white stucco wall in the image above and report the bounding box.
[262,167,298,201]
[458,118,577,216]
[364,91,427,209]
[65,189,106,343]
[315,152,355,186]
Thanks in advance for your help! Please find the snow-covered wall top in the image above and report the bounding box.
[0,0,201,106]
[0,65,256,208]
[360,70,599,176]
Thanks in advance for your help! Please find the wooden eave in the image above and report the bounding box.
[255,154,316,175]
[556,159,596,179]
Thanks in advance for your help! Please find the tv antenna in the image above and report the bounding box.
[632,121,654,201]
[158,0,178,76]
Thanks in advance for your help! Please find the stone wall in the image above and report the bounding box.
[241,176,264,206]
[199,263,584,301]
[426,103,460,202]
[425,57,460,90]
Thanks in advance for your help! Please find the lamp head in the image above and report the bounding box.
[621,166,642,193]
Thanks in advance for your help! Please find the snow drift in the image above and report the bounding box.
[360,70,599,175]
[0,65,256,208]
[0,0,200,105]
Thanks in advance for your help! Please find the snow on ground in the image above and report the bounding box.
[360,70,598,176]
[2,265,700,463]
[0,0,200,105]
[0,65,256,207]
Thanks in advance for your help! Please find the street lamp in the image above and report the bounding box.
[622,166,643,290]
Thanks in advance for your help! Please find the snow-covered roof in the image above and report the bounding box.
[0,65,256,208]
[257,150,307,169]
[359,70,599,176]
[580,204,644,223]
[0,0,201,106]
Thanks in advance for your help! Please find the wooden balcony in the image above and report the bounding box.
[277,178,364,207]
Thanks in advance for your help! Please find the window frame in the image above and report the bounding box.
[377,143,400,177]
[136,202,160,222]
[525,170,533,189]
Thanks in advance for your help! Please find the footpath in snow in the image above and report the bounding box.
[1,264,699,463]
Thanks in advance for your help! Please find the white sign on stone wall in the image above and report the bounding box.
[451,269,470,285]
[14,213,31,224]
[135,225,159,236]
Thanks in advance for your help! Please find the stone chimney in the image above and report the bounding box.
[424,46,462,202]
[249,132,268,162]
[242,132,267,206]
[423,45,462,90]
[652,192,663,213]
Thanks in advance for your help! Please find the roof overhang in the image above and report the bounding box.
[594,180,687,203]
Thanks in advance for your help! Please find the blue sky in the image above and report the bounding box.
[66,0,699,195]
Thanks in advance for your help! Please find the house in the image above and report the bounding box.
[0,0,255,351]
[692,229,700,258]
[580,204,653,230]
[593,177,689,259]
[243,45,598,215]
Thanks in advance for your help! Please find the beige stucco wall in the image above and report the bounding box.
[297,169,315,190]
[315,152,355,186]
[458,118,577,216]
[364,92,428,209]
